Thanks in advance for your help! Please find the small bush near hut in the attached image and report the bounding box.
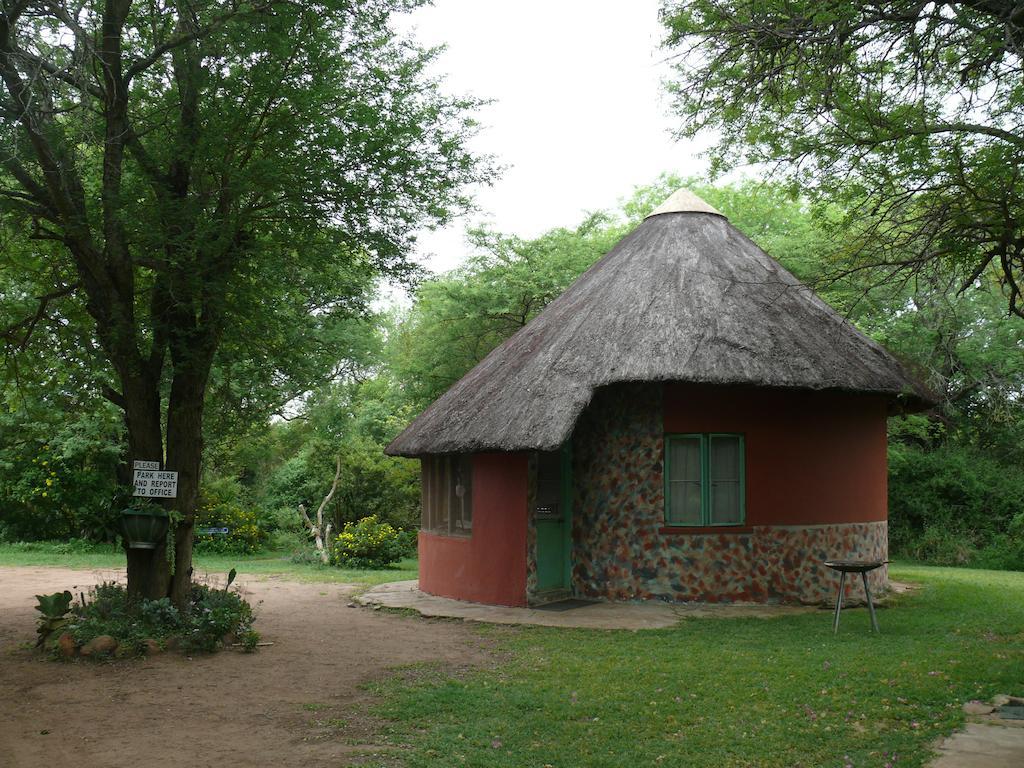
[331,515,413,569]
[50,579,258,658]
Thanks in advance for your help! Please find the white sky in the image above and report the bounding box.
[396,0,714,275]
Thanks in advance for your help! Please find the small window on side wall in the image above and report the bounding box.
[421,454,473,536]
[665,434,744,526]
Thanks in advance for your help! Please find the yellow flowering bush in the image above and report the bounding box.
[193,496,268,555]
[330,515,410,569]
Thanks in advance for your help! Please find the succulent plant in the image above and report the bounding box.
[34,590,74,648]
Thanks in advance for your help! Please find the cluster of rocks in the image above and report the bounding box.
[56,633,171,659]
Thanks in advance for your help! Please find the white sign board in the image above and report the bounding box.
[133,460,160,471]
[133,469,178,498]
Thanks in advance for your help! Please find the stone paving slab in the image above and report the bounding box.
[357,581,815,630]
[929,722,1024,768]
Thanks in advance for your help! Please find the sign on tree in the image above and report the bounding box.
[133,469,178,498]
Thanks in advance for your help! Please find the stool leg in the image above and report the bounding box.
[862,571,879,633]
[833,571,846,634]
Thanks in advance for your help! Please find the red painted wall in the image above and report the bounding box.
[418,452,529,606]
[663,384,888,526]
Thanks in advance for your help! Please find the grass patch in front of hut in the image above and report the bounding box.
[369,564,1023,767]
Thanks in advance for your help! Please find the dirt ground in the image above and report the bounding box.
[0,566,494,768]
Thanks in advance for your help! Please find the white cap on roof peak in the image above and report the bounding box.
[645,188,724,219]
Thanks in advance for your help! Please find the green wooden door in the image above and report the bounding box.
[535,445,572,592]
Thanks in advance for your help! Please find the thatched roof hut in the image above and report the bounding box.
[387,189,930,458]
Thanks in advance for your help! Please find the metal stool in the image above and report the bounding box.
[824,560,887,633]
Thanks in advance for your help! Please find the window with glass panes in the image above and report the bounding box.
[665,434,744,526]
[421,455,473,536]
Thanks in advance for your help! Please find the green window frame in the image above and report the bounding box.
[664,433,745,527]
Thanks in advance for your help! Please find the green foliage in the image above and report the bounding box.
[194,483,268,555]
[0,397,123,542]
[888,441,1024,569]
[213,377,421,543]
[34,591,74,619]
[976,514,1024,572]
[239,627,261,653]
[0,0,492,595]
[34,590,74,649]
[874,283,1024,460]
[295,376,423,532]
[331,515,411,570]
[661,1,1024,315]
[389,215,625,410]
[66,581,257,657]
[6,538,111,555]
[181,584,257,654]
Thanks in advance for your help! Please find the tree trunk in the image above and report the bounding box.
[165,370,207,609]
[122,375,171,602]
[117,366,207,609]
[300,456,342,564]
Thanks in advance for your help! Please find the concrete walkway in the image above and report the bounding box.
[928,698,1024,768]
[357,580,815,630]
[930,722,1024,767]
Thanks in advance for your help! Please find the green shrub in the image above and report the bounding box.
[181,584,256,653]
[65,579,258,657]
[1,538,115,554]
[52,537,106,555]
[0,408,123,542]
[907,526,977,566]
[267,528,307,553]
[193,486,268,555]
[973,514,1024,571]
[258,505,304,536]
[34,591,73,649]
[330,515,409,569]
[289,544,325,565]
[889,443,1024,570]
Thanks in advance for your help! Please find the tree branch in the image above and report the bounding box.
[1,282,80,351]
[124,1,273,82]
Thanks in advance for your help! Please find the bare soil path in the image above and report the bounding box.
[0,566,493,768]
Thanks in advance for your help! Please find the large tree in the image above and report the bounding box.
[660,1,1024,315]
[0,0,489,604]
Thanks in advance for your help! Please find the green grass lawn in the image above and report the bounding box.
[0,541,418,585]
[368,565,1024,768]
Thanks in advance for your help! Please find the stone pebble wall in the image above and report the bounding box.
[569,383,888,605]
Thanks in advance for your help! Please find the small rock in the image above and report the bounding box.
[963,701,995,715]
[144,639,162,655]
[80,635,118,657]
[57,632,77,658]
[991,694,1024,707]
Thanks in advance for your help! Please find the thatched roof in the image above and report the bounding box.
[386,189,932,457]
